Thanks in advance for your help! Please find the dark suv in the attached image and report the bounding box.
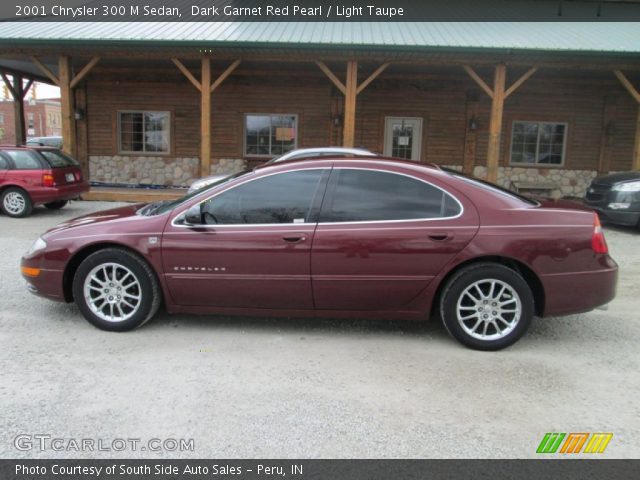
[584,171,640,228]
[0,146,89,218]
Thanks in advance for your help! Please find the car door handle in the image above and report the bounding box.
[428,234,451,242]
[282,235,307,243]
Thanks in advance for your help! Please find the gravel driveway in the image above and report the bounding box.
[1,200,638,458]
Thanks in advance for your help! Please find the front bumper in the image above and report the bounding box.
[20,258,66,302]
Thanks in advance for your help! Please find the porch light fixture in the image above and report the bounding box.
[332,113,343,127]
[74,108,84,121]
[468,115,478,131]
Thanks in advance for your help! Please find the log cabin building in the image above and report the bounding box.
[1,22,640,198]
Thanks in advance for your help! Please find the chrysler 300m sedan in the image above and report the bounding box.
[21,158,618,350]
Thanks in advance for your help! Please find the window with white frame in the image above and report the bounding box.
[118,111,170,154]
[245,114,297,156]
[510,121,567,166]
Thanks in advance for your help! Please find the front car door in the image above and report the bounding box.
[311,166,479,311]
[162,166,330,309]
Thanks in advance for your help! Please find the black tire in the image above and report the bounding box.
[440,262,535,351]
[44,200,68,210]
[1,187,33,218]
[72,248,161,331]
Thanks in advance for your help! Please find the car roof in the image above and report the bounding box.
[0,144,60,151]
[254,155,443,173]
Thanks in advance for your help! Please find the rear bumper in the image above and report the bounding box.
[29,181,90,204]
[541,261,618,316]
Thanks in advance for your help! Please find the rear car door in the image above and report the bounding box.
[311,167,479,311]
[1,149,43,188]
[162,167,330,309]
[0,154,9,182]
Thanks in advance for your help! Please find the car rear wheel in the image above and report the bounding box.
[72,248,161,331]
[44,200,68,210]
[440,263,534,351]
[1,187,33,218]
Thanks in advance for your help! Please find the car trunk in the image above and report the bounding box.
[49,165,83,186]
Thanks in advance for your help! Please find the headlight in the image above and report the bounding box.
[612,180,640,192]
[25,237,47,256]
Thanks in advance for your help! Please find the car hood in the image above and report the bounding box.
[592,171,640,186]
[43,204,149,237]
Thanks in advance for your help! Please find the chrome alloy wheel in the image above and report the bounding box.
[3,191,26,215]
[83,262,142,323]
[456,279,522,340]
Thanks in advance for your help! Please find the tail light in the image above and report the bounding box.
[591,213,608,254]
[75,171,82,181]
[42,173,56,187]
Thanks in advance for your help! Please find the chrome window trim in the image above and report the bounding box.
[170,165,464,229]
[170,167,329,229]
[318,167,464,225]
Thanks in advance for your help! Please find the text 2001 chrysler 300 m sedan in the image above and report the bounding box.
[21,158,618,350]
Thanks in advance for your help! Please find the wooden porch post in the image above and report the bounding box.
[486,64,506,183]
[317,61,389,149]
[13,75,26,145]
[613,70,640,170]
[30,55,100,158]
[343,61,358,147]
[0,73,33,145]
[172,57,240,178]
[200,57,212,177]
[58,56,76,157]
[463,65,537,182]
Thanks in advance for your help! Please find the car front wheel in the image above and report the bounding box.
[72,248,161,331]
[440,263,534,351]
[1,187,33,218]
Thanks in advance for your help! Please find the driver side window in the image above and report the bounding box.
[201,169,325,225]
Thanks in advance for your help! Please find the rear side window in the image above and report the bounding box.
[201,169,325,225]
[4,150,41,170]
[39,150,80,168]
[321,169,461,223]
[0,156,9,170]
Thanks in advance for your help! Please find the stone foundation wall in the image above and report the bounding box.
[210,158,247,176]
[89,156,247,187]
[470,166,597,198]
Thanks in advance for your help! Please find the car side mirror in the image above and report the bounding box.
[183,205,203,225]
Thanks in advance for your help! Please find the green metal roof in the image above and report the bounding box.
[1,22,640,54]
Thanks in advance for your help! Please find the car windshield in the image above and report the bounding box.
[148,169,252,216]
[442,167,539,206]
[38,150,80,168]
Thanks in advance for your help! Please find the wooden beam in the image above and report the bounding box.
[315,61,346,95]
[171,58,201,91]
[343,61,357,148]
[30,56,60,86]
[12,74,26,145]
[210,59,241,92]
[486,64,506,183]
[21,79,34,100]
[70,56,101,89]
[356,63,389,95]
[613,70,640,104]
[0,72,18,99]
[463,65,494,99]
[504,67,538,99]
[200,57,211,177]
[58,56,76,157]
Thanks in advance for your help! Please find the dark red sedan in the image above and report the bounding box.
[1,146,89,217]
[20,158,617,350]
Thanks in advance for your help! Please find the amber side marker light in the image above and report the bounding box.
[21,266,41,277]
[591,214,609,254]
